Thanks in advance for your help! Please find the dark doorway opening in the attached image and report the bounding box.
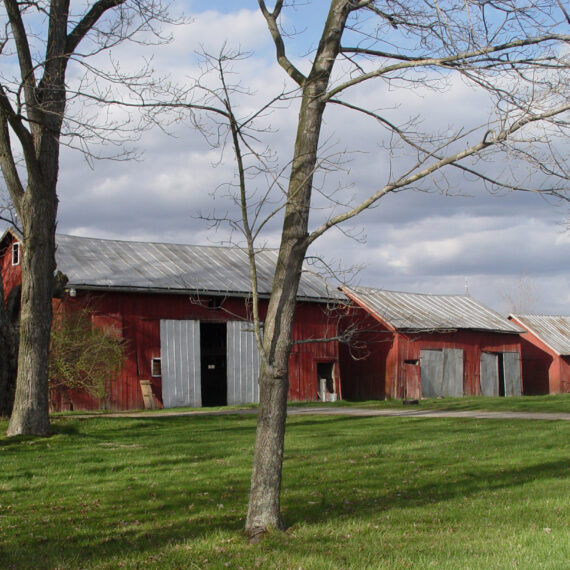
[200,322,227,406]
[498,353,505,397]
[317,362,335,400]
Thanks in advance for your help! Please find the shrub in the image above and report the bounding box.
[49,305,125,399]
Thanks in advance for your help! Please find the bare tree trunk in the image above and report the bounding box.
[245,239,308,535]
[7,189,57,436]
[245,0,351,536]
[1,0,131,435]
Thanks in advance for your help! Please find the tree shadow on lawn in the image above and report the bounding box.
[0,471,252,568]
[2,415,567,567]
[3,455,567,568]
[282,456,570,528]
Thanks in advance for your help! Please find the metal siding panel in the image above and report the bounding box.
[503,352,522,396]
[160,320,201,407]
[480,352,499,396]
[227,321,260,404]
[420,350,443,397]
[226,324,237,404]
[443,348,464,397]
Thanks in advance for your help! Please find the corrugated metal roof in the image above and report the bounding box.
[510,314,570,356]
[55,233,339,302]
[342,286,522,333]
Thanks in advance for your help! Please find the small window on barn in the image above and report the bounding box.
[208,297,223,309]
[151,357,162,377]
[12,242,21,266]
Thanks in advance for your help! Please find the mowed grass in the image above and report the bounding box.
[0,408,568,569]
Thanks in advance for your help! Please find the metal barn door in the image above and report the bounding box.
[480,352,499,396]
[503,352,522,396]
[420,348,463,398]
[160,320,201,407]
[420,350,443,398]
[226,321,261,404]
[480,352,522,397]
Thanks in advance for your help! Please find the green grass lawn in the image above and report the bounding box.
[1,409,568,569]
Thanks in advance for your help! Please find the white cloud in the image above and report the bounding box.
[47,1,570,317]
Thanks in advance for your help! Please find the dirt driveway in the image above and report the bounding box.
[73,406,570,421]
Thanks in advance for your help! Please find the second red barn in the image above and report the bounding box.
[340,286,524,400]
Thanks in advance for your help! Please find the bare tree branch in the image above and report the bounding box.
[257,0,306,87]
[308,102,570,244]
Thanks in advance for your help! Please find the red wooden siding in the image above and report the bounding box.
[338,306,523,400]
[290,303,341,400]
[390,330,522,398]
[339,309,392,400]
[49,290,340,411]
[508,316,570,394]
[1,233,22,303]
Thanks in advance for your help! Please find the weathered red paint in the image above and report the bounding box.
[340,306,523,399]
[339,310,392,400]
[1,233,22,302]
[2,229,341,411]
[509,316,570,394]
[55,291,341,410]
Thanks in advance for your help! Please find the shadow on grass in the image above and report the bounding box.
[1,413,567,567]
[3,454,567,568]
[282,457,570,527]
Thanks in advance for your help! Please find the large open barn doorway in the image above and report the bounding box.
[200,322,227,406]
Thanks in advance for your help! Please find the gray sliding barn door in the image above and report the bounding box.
[480,352,499,396]
[226,321,261,404]
[420,348,464,398]
[420,350,444,398]
[480,352,522,397]
[442,349,464,397]
[503,352,522,396]
[160,320,201,407]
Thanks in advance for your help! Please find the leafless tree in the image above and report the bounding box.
[229,0,569,537]
[0,1,178,436]
[501,272,542,314]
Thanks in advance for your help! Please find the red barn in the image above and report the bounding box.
[1,228,343,411]
[508,314,570,395]
[339,286,524,400]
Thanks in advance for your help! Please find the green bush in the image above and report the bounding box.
[49,305,125,398]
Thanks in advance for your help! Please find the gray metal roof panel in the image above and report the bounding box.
[510,314,570,356]
[55,234,339,301]
[343,286,522,333]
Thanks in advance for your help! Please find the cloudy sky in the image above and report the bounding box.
[3,1,569,314]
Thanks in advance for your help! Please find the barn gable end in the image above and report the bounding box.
[509,314,570,394]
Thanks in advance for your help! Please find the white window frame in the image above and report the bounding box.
[151,357,162,377]
[11,242,21,266]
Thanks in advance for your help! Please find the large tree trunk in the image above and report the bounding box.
[6,191,57,436]
[1,0,168,436]
[2,0,66,436]
[245,0,351,536]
